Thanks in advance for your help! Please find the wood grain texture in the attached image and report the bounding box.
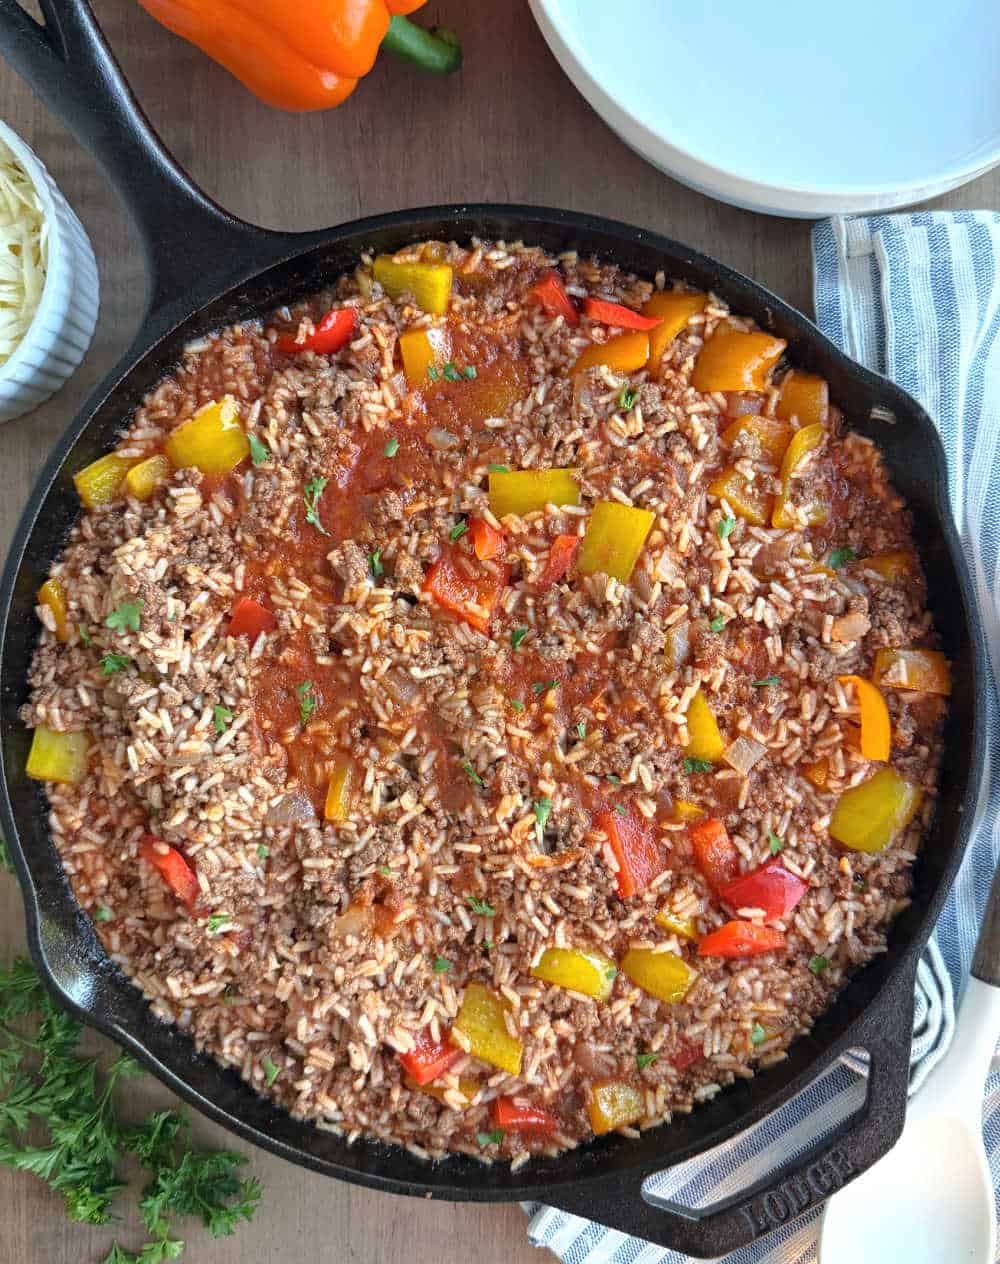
[0,1,996,1260]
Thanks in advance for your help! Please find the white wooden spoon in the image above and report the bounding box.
[819,862,1000,1264]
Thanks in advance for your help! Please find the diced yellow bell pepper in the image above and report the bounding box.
[721,414,793,463]
[873,648,951,696]
[403,1073,479,1108]
[26,726,90,784]
[578,501,655,583]
[839,676,891,762]
[324,756,355,823]
[488,468,580,519]
[691,326,787,393]
[803,757,830,789]
[451,982,523,1075]
[622,947,696,1003]
[655,910,698,939]
[399,326,450,387]
[664,621,691,670]
[685,690,725,762]
[863,551,912,582]
[588,1080,645,1135]
[573,331,650,376]
[772,423,828,529]
[643,290,706,368]
[708,467,772,526]
[165,397,250,476]
[73,453,138,510]
[670,799,705,823]
[373,255,453,315]
[829,767,922,854]
[531,946,618,1002]
[37,578,69,643]
[775,371,829,425]
[125,454,172,502]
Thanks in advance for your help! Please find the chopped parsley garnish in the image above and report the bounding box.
[533,796,553,844]
[709,615,727,633]
[296,680,317,727]
[476,1129,504,1148]
[467,894,496,918]
[257,845,269,860]
[212,703,233,734]
[753,675,780,688]
[532,679,559,695]
[427,364,440,382]
[432,957,451,973]
[717,515,736,540]
[606,774,621,784]
[483,939,494,951]
[248,433,270,466]
[442,362,462,382]
[829,546,857,569]
[511,626,528,649]
[750,1023,767,1046]
[618,386,638,411]
[383,437,400,458]
[94,906,113,922]
[636,1052,658,1070]
[605,964,618,982]
[509,699,525,712]
[809,954,830,977]
[262,1057,280,1087]
[105,600,143,633]
[768,831,784,855]
[303,475,329,535]
[369,548,384,578]
[614,804,627,817]
[487,463,510,473]
[206,914,232,935]
[462,365,477,379]
[449,520,467,542]
[462,761,484,787]
[576,722,587,740]
[379,866,393,879]
[100,652,131,675]
[684,757,713,775]
[78,624,92,647]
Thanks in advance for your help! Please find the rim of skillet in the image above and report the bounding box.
[0,203,987,1201]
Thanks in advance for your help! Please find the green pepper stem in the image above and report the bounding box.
[381,15,462,75]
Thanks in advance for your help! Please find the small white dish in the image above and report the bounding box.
[529,0,1000,218]
[0,121,99,423]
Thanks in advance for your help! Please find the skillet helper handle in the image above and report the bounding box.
[0,0,288,322]
[544,961,916,1259]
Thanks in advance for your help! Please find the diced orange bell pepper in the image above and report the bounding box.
[125,453,173,502]
[597,806,665,899]
[829,767,922,853]
[581,297,662,330]
[451,982,523,1075]
[578,501,655,583]
[165,396,250,476]
[399,326,449,386]
[531,946,618,1001]
[698,920,786,958]
[399,1026,463,1086]
[708,467,772,527]
[492,1097,560,1135]
[537,534,580,590]
[573,331,650,376]
[872,648,951,696]
[37,578,70,643]
[227,596,277,640]
[684,690,725,762]
[469,517,505,561]
[621,948,696,1003]
[691,325,787,393]
[73,452,138,510]
[655,909,698,939]
[721,414,793,463]
[862,551,912,582]
[374,255,453,315]
[643,290,706,368]
[139,836,199,909]
[775,371,829,425]
[839,675,891,761]
[423,547,509,633]
[527,269,579,326]
[25,726,89,784]
[772,422,828,529]
[488,468,580,519]
[690,817,740,893]
[587,1080,645,1135]
[324,756,355,822]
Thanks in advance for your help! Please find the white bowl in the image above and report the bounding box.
[0,121,99,422]
[529,0,1000,219]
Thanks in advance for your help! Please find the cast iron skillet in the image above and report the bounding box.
[0,1,988,1256]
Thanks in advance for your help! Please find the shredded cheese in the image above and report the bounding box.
[0,139,48,366]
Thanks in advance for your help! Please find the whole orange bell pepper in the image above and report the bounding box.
[137,0,461,112]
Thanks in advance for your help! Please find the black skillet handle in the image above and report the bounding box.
[544,960,916,1260]
[0,0,301,325]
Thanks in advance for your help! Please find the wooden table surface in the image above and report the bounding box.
[0,2,997,1261]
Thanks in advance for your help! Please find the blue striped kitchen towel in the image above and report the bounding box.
[525,211,1000,1264]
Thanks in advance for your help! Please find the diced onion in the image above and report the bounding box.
[264,791,316,827]
[0,139,47,366]
[723,736,766,776]
[427,427,459,451]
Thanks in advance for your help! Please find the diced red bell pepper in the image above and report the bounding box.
[581,297,662,331]
[276,306,357,355]
[398,1026,463,1086]
[139,836,199,910]
[469,517,505,562]
[491,1096,560,1135]
[690,818,740,894]
[527,269,579,326]
[424,546,509,633]
[227,596,277,641]
[720,857,808,920]
[698,920,786,959]
[598,806,665,899]
[537,534,580,590]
